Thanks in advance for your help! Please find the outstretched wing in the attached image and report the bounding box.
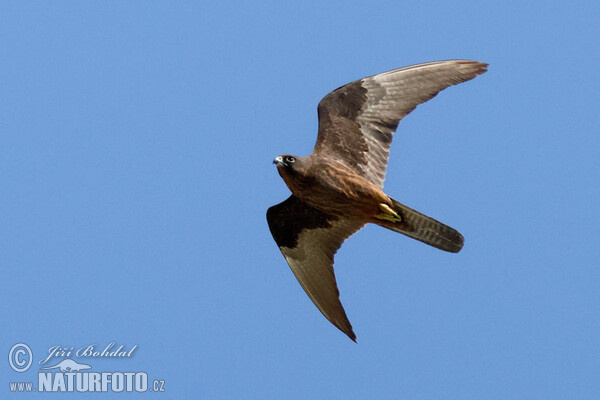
[266,195,365,341]
[314,60,488,188]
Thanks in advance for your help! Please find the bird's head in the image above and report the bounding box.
[273,154,300,169]
[273,154,309,179]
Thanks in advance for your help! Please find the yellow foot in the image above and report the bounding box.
[375,203,402,223]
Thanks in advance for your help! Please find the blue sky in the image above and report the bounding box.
[2,1,599,398]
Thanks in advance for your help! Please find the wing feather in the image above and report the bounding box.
[266,196,364,341]
[314,60,488,187]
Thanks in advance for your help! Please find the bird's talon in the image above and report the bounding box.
[376,203,402,222]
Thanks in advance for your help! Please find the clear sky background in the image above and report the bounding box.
[2,1,599,399]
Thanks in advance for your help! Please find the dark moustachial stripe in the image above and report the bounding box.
[267,195,337,249]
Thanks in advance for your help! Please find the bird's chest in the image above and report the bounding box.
[283,165,388,217]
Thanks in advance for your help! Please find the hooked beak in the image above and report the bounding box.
[273,156,284,166]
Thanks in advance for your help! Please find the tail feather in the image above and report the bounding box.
[376,198,464,253]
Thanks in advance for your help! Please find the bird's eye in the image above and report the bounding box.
[285,156,296,163]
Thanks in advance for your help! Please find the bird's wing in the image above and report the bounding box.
[266,195,365,341]
[314,60,487,188]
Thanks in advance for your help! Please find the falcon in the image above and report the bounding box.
[267,60,487,341]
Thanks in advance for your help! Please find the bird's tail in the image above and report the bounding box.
[374,198,464,253]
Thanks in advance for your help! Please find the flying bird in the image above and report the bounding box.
[266,60,487,341]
